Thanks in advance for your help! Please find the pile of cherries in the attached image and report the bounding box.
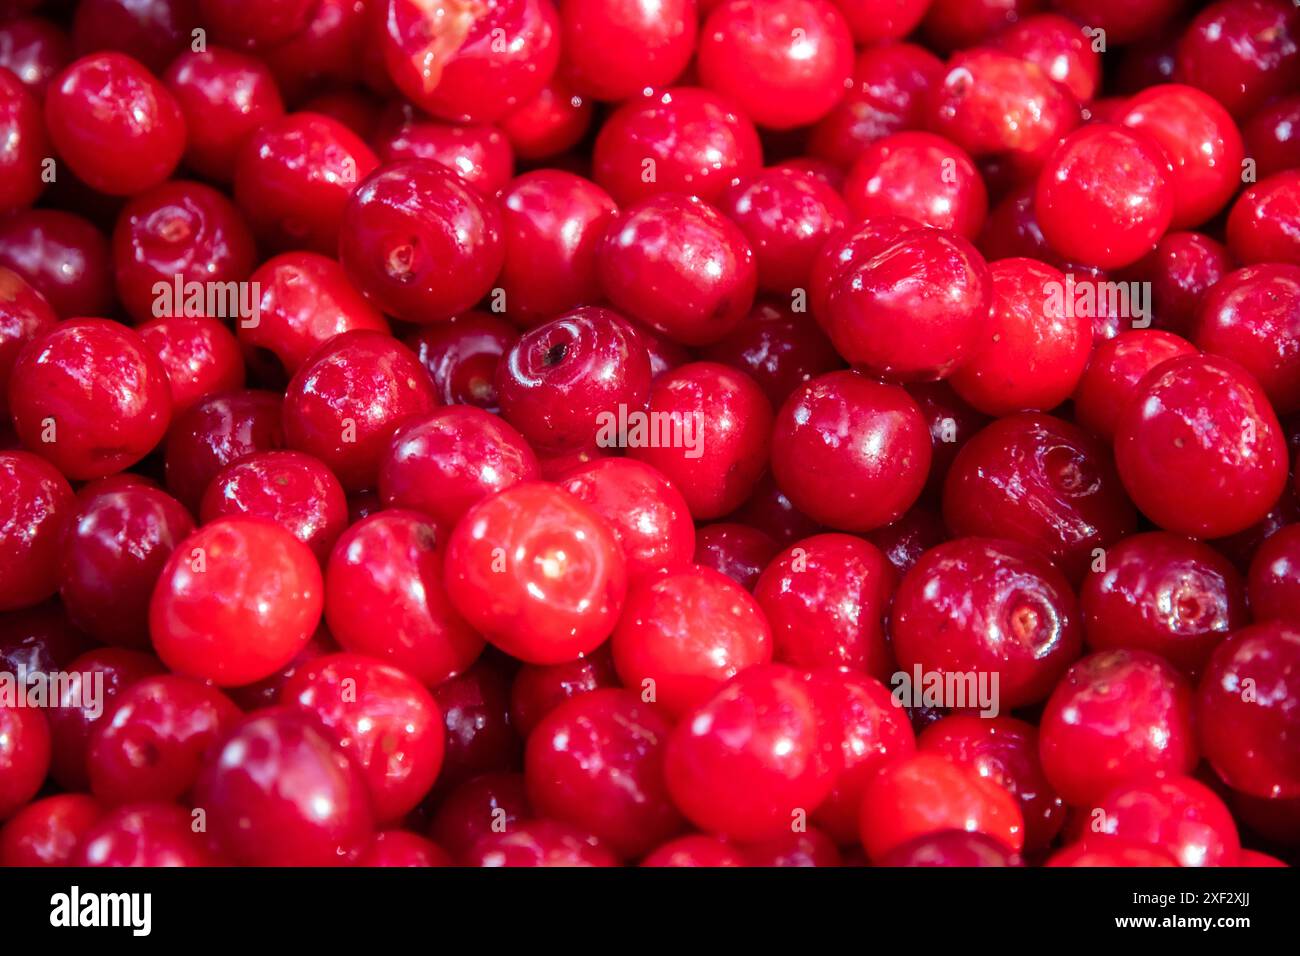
[2,0,1300,869]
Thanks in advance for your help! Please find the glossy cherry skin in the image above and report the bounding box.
[920,716,1065,854]
[137,316,246,416]
[59,479,194,647]
[611,565,772,717]
[430,655,523,787]
[1243,94,1300,178]
[380,406,539,533]
[599,195,757,348]
[164,388,285,510]
[74,802,215,867]
[641,834,747,866]
[199,451,349,564]
[499,76,592,161]
[381,0,560,124]
[45,52,184,195]
[498,171,616,326]
[0,701,49,820]
[0,451,73,611]
[892,537,1083,710]
[1176,0,1300,118]
[1072,329,1198,441]
[943,413,1137,582]
[693,523,778,592]
[698,0,852,130]
[406,312,517,413]
[1087,776,1241,867]
[1035,124,1173,270]
[593,87,762,207]
[198,0,315,48]
[1139,231,1235,338]
[865,505,947,577]
[830,0,929,43]
[1114,354,1288,538]
[1039,649,1197,806]
[1199,622,1300,798]
[990,13,1100,103]
[0,16,71,97]
[1248,524,1300,624]
[881,829,1022,866]
[359,831,453,867]
[150,516,323,686]
[1047,840,1179,866]
[811,217,992,380]
[234,111,378,255]
[920,0,1042,51]
[195,707,374,866]
[665,664,835,841]
[0,794,102,866]
[772,371,930,533]
[509,644,620,738]
[560,0,695,101]
[283,653,445,824]
[1227,170,1300,267]
[0,209,113,319]
[0,67,47,212]
[86,676,240,806]
[627,362,772,520]
[497,308,651,454]
[858,752,1025,861]
[1083,532,1247,677]
[844,132,986,240]
[466,820,617,867]
[324,510,484,688]
[112,179,257,325]
[283,330,439,493]
[525,688,682,858]
[444,482,627,665]
[428,771,531,861]
[339,159,503,324]
[9,318,172,481]
[0,267,55,420]
[163,46,285,184]
[1121,84,1245,230]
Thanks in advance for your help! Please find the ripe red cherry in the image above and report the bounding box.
[1035,124,1174,269]
[942,413,1137,581]
[444,482,627,665]
[1141,232,1234,339]
[812,217,992,380]
[525,688,682,859]
[137,316,246,416]
[499,76,592,161]
[45,52,184,195]
[359,831,453,867]
[0,702,49,820]
[831,0,929,43]
[700,301,844,409]
[466,820,617,867]
[1226,170,1300,267]
[1087,776,1241,867]
[283,330,439,493]
[150,516,322,687]
[865,505,947,577]
[1039,649,1197,806]
[381,0,560,123]
[0,66,47,212]
[0,209,113,318]
[86,675,240,806]
[283,653,445,824]
[1242,93,1300,178]
[665,664,835,841]
[626,362,772,520]
[59,479,194,647]
[560,0,697,101]
[844,132,986,240]
[406,312,517,412]
[339,159,504,324]
[1047,840,1179,866]
[921,0,1042,51]
[195,707,374,866]
[693,522,778,592]
[593,87,763,206]
[1248,524,1300,623]
[199,451,349,564]
[374,105,514,194]
[0,794,102,866]
[496,307,651,454]
[428,771,531,861]
[991,13,1101,103]
[1198,622,1300,798]
[882,830,1023,867]
[234,111,378,255]
[1176,0,1300,118]
[74,802,215,867]
[1071,329,1198,441]
[611,565,771,716]
[510,644,619,738]
[198,0,315,48]
[324,510,484,687]
[164,389,285,510]
[380,406,540,532]
[1114,354,1288,538]
[1083,532,1247,676]
[698,0,853,130]
[0,451,73,612]
[858,752,1025,861]
[599,195,757,347]
[772,371,930,532]
[0,604,90,682]
[9,318,172,481]
[112,179,257,325]
[0,16,70,98]
[0,267,55,420]
[499,170,616,326]
[892,537,1083,710]
[163,46,285,184]
[641,834,747,866]
[431,656,522,787]
[740,827,842,866]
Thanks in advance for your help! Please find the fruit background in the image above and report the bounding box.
[0,0,1299,868]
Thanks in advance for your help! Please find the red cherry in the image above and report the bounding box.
[137,316,246,416]
[1088,776,1241,867]
[1071,329,1198,441]
[0,701,49,820]
[465,820,618,867]
[74,802,216,866]
[0,209,113,318]
[405,312,518,412]
[1176,0,1300,118]
[0,451,73,612]
[844,132,987,239]
[1226,170,1300,267]
[0,794,102,866]
[358,831,453,867]
[428,771,531,861]
[692,522,779,592]
[641,834,747,866]
[0,66,48,212]
[164,389,285,510]
[559,0,697,102]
